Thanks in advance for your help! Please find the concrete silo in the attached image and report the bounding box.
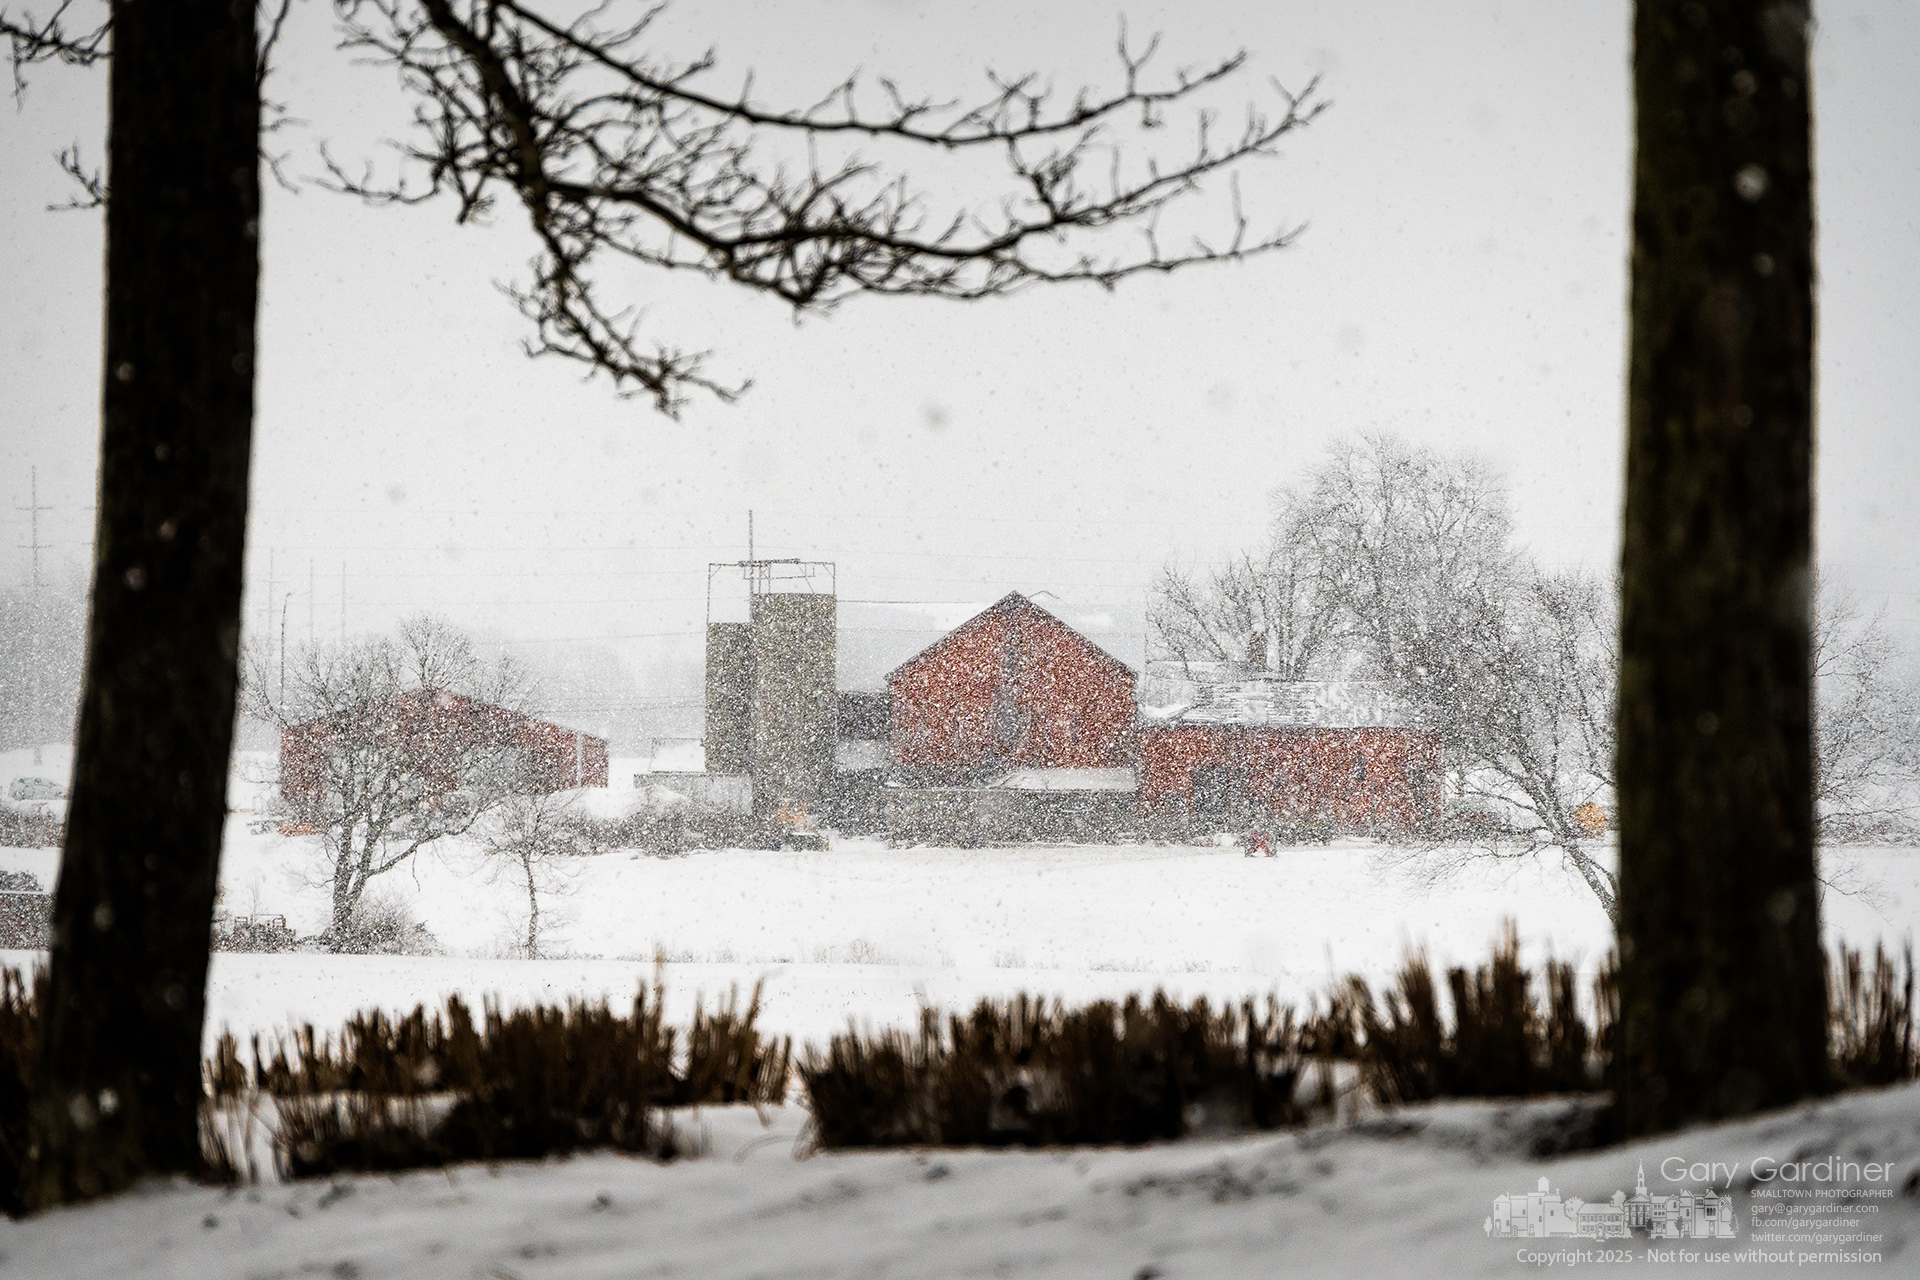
[702,622,754,776]
[748,590,836,815]
[704,558,836,819]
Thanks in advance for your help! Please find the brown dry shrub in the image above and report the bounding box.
[1830,942,1916,1088]
[802,992,1315,1150]
[243,979,788,1179]
[1356,926,1603,1105]
[0,969,42,1216]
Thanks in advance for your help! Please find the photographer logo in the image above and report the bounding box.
[1486,1163,1738,1240]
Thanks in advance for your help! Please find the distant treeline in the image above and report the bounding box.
[0,575,86,753]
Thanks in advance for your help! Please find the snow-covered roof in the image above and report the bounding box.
[637,739,705,773]
[1141,680,1420,730]
[834,739,890,772]
[987,767,1137,793]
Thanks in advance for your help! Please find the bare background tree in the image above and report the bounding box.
[1434,567,1619,914]
[481,789,582,959]
[1813,586,1920,841]
[1151,438,1612,903]
[4,0,1317,1201]
[1150,539,1338,680]
[1151,435,1520,694]
[1159,428,1920,932]
[0,573,86,756]
[1294,435,1521,706]
[1151,431,1920,930]
[245,614,534,949]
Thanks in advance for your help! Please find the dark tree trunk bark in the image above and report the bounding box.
[1615,0,1829,1137]
[27,0,259,1205]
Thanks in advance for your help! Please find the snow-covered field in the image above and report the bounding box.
[3,1086,1917,1277]
[8,744,1920,1276]
[6,824,1917,1051]
[3,759,1918,1055]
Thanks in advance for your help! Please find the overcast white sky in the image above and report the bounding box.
[4,1,1918,730]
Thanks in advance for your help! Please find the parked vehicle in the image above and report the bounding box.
[7,776,64,802]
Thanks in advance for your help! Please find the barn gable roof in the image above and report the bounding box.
[885,592,1135,685]
[288,687,607,746]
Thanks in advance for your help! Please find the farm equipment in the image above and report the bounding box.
[773,798,828,851]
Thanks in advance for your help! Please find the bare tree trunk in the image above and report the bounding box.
[27,0,259,1206]
[1563,845,1618,921]
[330,853,357,945]
[1615,0,1829,1137]
[523,851,539,959]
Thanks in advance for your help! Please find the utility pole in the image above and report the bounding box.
[279,594,289,706]
[308,559,315,645]
[16,465,51,595]
[340,561,347,643]
[263,549,280,695]
[263,549,279,650]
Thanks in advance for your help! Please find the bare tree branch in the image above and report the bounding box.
[48,140,102,209]
[2,1,109,102]
[257,0,307,195]
[10,1,303,200]
[328,0,1324,412]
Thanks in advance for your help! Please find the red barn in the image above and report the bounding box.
[1138,681,1441,835]
[888,593,1136,779]
[281,688,608,806]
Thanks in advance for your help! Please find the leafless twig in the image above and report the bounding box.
[1,0,109,102]
[48,140,102,209]
[328,0,1324,412]
[9,1,306,201]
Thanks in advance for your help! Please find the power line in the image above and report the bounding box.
[510,629,705,644]
[301,578,1146,606]
[748,506,1255,531]
[322,547,1154,578]
[331,567,712,580]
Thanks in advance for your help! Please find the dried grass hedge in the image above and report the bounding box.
[802,933,1623,1150]
[214,980,791,1178]
[801,938,1919,1151]
[801,993,1325,1150]
[0,970,42,1216]
[1334,925,1605,1106]
[1830,942,1916,1088]
[5,931,1920,1200]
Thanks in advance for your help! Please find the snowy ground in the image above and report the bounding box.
[3,1086,1916,1277]
[6,745,1920,1273]
[2,754,1917,1054]
[7,830,1918,1056]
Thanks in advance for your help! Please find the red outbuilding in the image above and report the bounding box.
[887,593,1136,779]
[280,688,608,807]
[1137,681,1442,835]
